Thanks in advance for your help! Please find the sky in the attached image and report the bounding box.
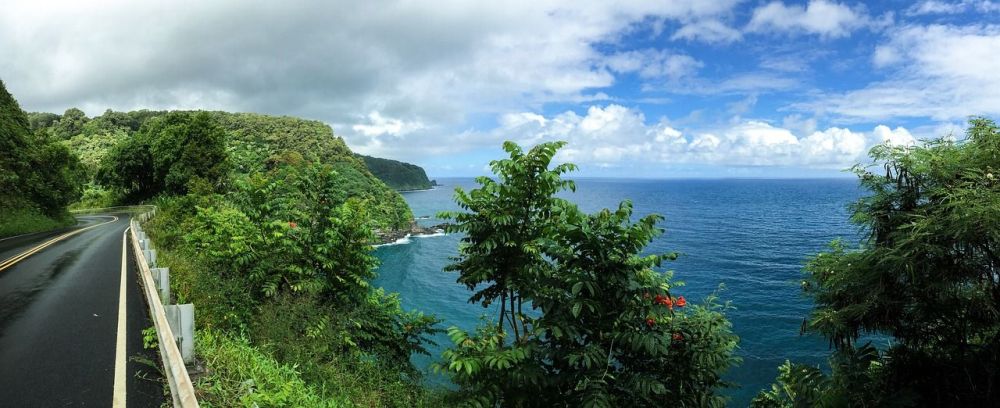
[2,1,999,178]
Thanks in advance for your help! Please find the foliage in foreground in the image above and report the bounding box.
[753,118,1000,407]
[195,330,345,408]
[436,141,739,407]
[145,161,441,407]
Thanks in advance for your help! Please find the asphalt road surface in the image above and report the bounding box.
[0,214,164,406]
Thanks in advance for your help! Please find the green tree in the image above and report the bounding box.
[148,111,229,195]
[438,141,738,407]
[0,79,32,208]
[51,107,89,140]
[444,141,576,342]
[27,112,60,132]
[755,118,1000,407]
[96,135,156,202]
[97,111,228,200]
[0,79,84,217]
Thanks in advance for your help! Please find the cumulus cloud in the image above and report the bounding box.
[746,0,868,38]
[351,112,425,137]
[485,104,909,170]
[0,0,740,130]
[800,24,1000,121]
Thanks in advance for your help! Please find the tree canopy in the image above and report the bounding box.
[754,118,1000,407]
[0,79,85,220]
[97,111,229,201]
[437,141,739,407]
[357,154,434,191]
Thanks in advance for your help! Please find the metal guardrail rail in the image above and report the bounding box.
[70,205,158,215]
[128,208,199,408]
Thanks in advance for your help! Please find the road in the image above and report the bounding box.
[0,214,165,406]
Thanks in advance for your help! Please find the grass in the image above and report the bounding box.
[195,330,348,407]
[0,208,76,238]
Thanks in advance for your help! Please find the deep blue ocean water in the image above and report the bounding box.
[373,177,864,407]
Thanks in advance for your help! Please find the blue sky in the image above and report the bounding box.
[2,0,999,177]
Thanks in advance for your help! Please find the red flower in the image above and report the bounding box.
[289,221,298,229]
[654,295,674,310]
[672,333,684,341]
[646,318,655,327]
[675,296,686,308]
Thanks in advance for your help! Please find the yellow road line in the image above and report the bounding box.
[112,226,130,407]
[0,215,119,273]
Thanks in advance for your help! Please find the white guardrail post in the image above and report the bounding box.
[126,208,199,408]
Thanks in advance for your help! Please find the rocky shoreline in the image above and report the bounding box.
[375,220,450,244]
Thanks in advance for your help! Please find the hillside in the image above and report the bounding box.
[357,154,435,191]
[208,112,413,230]
[32,109,413,231]
[0,80,85,237]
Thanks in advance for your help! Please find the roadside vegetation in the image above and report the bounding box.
[89,110,443,406]
[0,80,85,238]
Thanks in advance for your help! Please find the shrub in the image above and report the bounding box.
[437,141,739,407]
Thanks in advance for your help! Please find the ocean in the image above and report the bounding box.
[372,177,864,407]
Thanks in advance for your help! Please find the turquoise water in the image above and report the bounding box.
[373,177,863,406]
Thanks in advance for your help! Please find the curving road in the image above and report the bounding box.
[0,214,164,406]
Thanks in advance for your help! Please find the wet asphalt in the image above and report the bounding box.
[0,215,165,407]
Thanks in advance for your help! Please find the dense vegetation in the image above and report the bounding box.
[54,108,442,405]
[753,118,1000,407]
[436,142,739,407]
[358,154,435,191]
[0,80,85,237]
[144,164,442,406]
[29,108,412,231]
[12,101,433,404]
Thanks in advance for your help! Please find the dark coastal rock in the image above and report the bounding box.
[375,221,451,244]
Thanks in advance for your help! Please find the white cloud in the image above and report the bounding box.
[746,0,867,38]
[906,1,1000,15]
[351,111,424,137]
[671,19,742,43]
[872,125,916,146]
[677,73,801,95]
[0,0,741,161]
[802,24,1000,121]
[485,104,906,169]
[605,49,702,80]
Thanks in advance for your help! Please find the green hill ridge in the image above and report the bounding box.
[30,108,413,231]
[357,154,436,191]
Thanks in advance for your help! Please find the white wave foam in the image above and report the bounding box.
[374,234,412,247]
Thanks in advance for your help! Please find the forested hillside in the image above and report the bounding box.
[30,109,412,231]
[358,154,435,191]
[0,80,85,237]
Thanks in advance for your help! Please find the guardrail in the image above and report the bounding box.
[129,208,199,408]
[70,205,157,215]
